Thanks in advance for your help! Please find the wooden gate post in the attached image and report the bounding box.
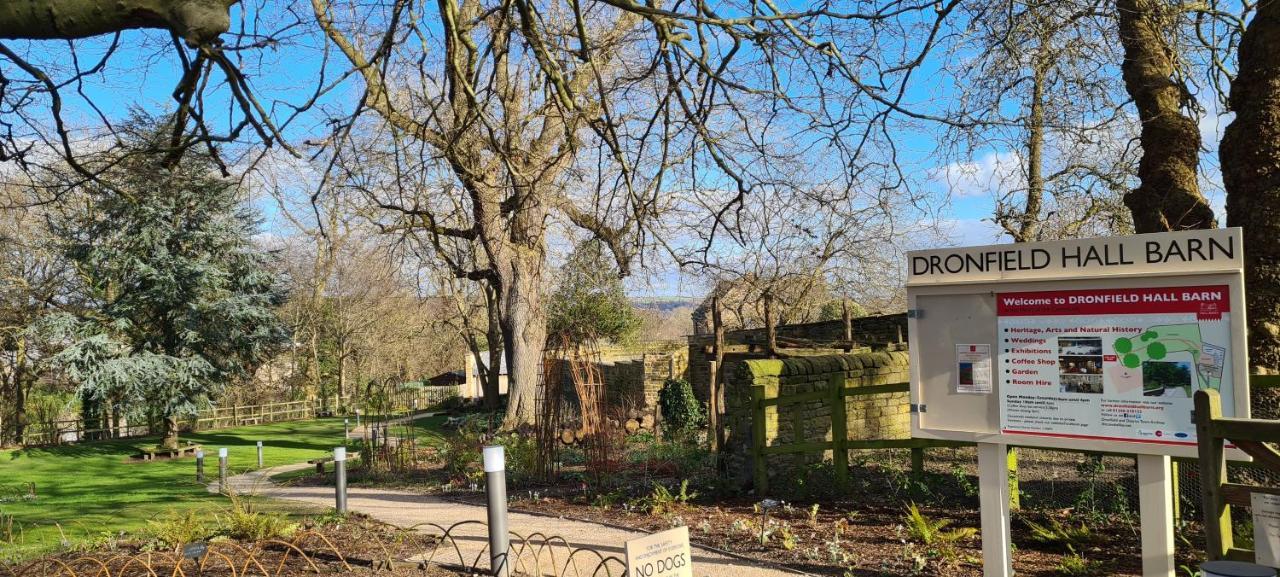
[829,373,849,490]
[1195,389,1232,560]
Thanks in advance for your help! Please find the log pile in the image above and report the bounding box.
[557,410,657,446]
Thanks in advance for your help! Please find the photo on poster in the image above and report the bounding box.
[1142,360,1193,398]
[1060,373,1103,394]
[1058,355,1103,375]
[1058,337,1103,356]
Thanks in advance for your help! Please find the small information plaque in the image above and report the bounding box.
[624,526,693,577]
[955,344,993,394]
[1253,492,1280,567]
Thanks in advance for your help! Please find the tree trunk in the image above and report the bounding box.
[1116,0,1216,233]
[337,346,347,409]
[1222,0,1280,375]
[0,0,236,44]
[161,415,180,449]
[13,338,28,444]
[483,283,504,409]
[1020,53,1047,242]
[498,249,547,426]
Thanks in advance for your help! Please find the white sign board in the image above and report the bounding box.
[907,228,1249,458]
[1254,493,1280,568]
[624,526,693,577]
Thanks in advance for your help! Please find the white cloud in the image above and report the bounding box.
[938,218,1008,248]
[931,150,1026,199]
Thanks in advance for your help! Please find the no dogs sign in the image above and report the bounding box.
[625,526,693,577]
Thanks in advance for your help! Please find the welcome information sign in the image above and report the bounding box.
[997,285,1232,446]
[906,228,1247,454]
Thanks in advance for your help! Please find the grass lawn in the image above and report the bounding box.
[269,414,452,486]
[0,418,347,561]
[406,414,449,446]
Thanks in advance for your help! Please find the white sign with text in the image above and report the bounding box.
[624,526,693,577]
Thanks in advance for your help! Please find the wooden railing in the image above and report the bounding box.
[750,375,966,494]
[1195,381,1280,562]
[15,386,462,446]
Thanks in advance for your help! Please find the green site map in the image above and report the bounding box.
[1112,324,1225,397]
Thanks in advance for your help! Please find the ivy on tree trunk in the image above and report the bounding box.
[1223,0,1280,374]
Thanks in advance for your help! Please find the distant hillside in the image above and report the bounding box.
[630,296,700,313]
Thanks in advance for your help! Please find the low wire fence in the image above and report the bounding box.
[0,519,625,577]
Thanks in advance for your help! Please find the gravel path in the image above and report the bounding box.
[215,463,804,576]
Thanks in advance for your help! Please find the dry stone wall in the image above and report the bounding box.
[686,312,908,401]
[722,351,911,486]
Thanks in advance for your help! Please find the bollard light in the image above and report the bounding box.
[195,449,205,482]
[256,441,264,468]
[483,445,505,473]
[333,447,348,513]
[483,445,509,577]
[217,448,229,493]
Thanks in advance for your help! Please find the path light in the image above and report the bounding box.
[333,447,348,513]
[256,441,263,468]
[217,448,228,493]
[194,449,205,482]
[483,445,509,577]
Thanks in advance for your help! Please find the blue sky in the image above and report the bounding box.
[0,3,1235,299]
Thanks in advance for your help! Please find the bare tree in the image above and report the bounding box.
[302,0,959,424]
[940,0,1136,242]
[0,184,70,444]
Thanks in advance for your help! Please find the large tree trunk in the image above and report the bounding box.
[496,248,547,426]
[161,415,180,449]
[1222,0,1280,375]
[1116,0,1216,233]
[12,338,29,445]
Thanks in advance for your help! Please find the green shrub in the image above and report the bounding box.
[217,493,297,542]
[218,509,297,542]
[642,480,698,516]
[1055,546,1102,576]
[142,510,213,551]
[496,432,538,484]
[1024,517,1097,551]
[658,378,704,435]
[902,503,976,546]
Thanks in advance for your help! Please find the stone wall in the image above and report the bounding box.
[553,347,689,413]
[722,351,911,486]
[686,312,908,401]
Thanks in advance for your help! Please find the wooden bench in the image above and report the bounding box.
[140,443,202,461]
[238,417,261,426]
[308,456,334,473]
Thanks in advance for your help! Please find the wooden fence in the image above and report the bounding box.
[15,385,462,446]
[750,375,966,494]
[1194,386,1280,562]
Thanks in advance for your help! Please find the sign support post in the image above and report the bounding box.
[977,442,1013,577]
[1138,454,1175,577]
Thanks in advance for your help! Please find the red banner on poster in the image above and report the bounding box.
[997,285,1229,320]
